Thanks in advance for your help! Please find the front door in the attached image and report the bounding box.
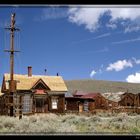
[35,97,48,113]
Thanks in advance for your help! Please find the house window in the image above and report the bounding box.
[23,95,32,113]
[52,98,58,109]
[84,100,89,112]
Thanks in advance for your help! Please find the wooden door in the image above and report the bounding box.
[35,98,48,113]
[79,103,83,113]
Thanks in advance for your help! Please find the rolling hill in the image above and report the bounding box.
[65,79,140,94]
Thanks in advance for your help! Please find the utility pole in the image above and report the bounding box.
[5,13,21,119]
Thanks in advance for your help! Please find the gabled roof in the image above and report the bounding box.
[3,74,68,92]
[31,78,50,90]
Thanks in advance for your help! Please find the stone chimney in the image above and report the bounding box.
[28,66,32,77]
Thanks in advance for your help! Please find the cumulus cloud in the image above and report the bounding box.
[106,59,133,72]
[126,72,140,83]
[68,7,140,32]
[109,8,140,21]
[68,8,109,32]
[90,70,97,78]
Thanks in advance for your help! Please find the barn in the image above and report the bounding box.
[1,67,68,115]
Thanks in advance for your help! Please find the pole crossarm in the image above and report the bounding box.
[5,27,20,31]
[4,50,20,53]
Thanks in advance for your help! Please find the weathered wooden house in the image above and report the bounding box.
[118,92,136,107]
[101,92,123,109]
[1,67,68,115]
[65,91,107,113]
[65,91,88,112]
[80,93,107,112]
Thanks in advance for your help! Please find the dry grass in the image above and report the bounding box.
[0,112,140,135]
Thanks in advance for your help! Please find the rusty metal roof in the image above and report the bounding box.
[73,90,90,96]
[80,93,100,99]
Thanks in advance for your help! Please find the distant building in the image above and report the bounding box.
[65,90,107,113]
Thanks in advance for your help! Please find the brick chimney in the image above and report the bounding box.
[28,66,32,77]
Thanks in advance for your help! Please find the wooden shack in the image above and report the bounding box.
[1,67,68,115]
[118,92,136,107]
[80,93,107,111]
[65,91,107,113]
[101,92,123,109]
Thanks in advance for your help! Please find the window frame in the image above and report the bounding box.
[51,97,58,109]
[23,94,32,113]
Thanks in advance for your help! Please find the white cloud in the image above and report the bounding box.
[94,33,111,39]
[35,7,68,21]
[106,23,117,29]
[90,70,97,78]
[109,8,140,21]
[124,25,140,33]
[68,8,108,32]
[80,47,109,55]
[68,7,140,32]
[72,33,110,44]
[132,57,140,64]
[106,59,133,72]
[126,72,140,83]
[112,37,140,45]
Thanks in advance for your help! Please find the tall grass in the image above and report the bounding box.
[0,113,140,134]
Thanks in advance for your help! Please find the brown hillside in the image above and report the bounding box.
[65,79,140,94]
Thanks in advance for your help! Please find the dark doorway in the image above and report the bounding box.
[35,97,48,113]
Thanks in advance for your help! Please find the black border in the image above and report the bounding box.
[0,0,140,5]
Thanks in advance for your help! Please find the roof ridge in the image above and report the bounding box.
[4,73,62,78]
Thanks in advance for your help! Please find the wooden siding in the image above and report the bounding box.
[135,93,140,107]
[65,97,80,111]
[48,94,65,113]
[94,94,107,109]
[119,93,136,106]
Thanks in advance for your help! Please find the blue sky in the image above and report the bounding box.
[1,6,140,84]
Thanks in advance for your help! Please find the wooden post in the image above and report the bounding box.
[5,13,21,119]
